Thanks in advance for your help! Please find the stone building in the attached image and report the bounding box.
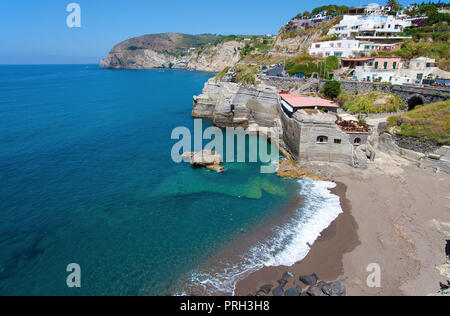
[278,97,369,168]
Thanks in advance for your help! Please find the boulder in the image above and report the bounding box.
[321,281,346,296]
[306,285,327,297]
[281,271,294,280]
[182,150,224,172]
[284,286,302,296]
[272,285,284,297]
[258,284,273,295]
[299,273,318,286]
[277,278,288,287]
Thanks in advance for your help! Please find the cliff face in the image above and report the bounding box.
[272,16,342,54]
[273,32,322,54]
[99,33,244,72]
[193,78,281,128]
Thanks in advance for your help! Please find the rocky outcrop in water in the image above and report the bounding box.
[182,150,224,172]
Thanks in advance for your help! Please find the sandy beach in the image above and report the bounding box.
[235,156,450,296]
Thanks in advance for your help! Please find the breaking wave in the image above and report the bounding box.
[180,178,343,295]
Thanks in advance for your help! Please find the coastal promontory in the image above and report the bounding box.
[99,33,245,72]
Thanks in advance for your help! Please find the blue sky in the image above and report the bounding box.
[0,0,419,64]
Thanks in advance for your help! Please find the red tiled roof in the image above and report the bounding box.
[280,92,339,108]
[340,57,374,62]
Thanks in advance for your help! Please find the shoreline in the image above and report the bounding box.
[233,163,450,296]
[234,181,360,296]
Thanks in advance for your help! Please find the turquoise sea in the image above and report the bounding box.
[0,65,342,296]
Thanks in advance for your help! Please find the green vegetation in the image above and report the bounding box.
[284,53,339,77]
[321,80,341,100]
[387,100,450,145]
[216,67,230,82]
[337,92,406,114]
[233,64,259,86]
[311,5,349,15]
[240,39,273,58]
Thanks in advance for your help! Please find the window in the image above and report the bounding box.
[374,62,379,69]
[354,138,361,145]
[393,62,397,69]
[384,62,388,69]
[426,63,431,68]
[334,139,342,144]
[317,136,328,144]
[315,44,320,48]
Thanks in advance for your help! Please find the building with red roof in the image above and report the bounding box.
[279,92,340,116]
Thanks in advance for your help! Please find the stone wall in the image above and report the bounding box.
[258,76,320,93]
[318,79,449,105]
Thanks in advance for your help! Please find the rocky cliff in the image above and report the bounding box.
[272,16,342,54]
[192,78,281,128]
[99,33,244,72]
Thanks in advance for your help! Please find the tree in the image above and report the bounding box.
[387,0,401,12]
[322,80,342,100]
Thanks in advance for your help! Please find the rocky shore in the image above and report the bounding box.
[249,272,346,296]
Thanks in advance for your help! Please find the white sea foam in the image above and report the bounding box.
[181,178,343,296]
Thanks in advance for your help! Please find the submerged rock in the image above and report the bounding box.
[182,150,224,173]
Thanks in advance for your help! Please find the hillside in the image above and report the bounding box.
[387,100,450,146]
[99,33,246,72]
[272,16,343,53]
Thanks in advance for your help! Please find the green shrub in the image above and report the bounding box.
[322,80,341,100]
[337,92,405,114]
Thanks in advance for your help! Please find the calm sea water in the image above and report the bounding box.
[0,65,308,295]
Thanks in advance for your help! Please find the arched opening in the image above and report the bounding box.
[354,137,361,145]
[317,136,328,144]
[407,96,424,111]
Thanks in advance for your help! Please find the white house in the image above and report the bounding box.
[364,3,391,15]
[309,39,396,58]
[309,40,362,58]
[397,57,450,83]
[328,15,412,39]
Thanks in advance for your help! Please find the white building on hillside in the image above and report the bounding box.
[328,15,412,40]
[397,57,450,84]
[309,40,361,58]
[309,39,395,58]
[364,3,391,15]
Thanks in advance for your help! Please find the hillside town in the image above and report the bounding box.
[278,2,450,86]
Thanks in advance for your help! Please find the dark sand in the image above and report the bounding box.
[235,182,360,296]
